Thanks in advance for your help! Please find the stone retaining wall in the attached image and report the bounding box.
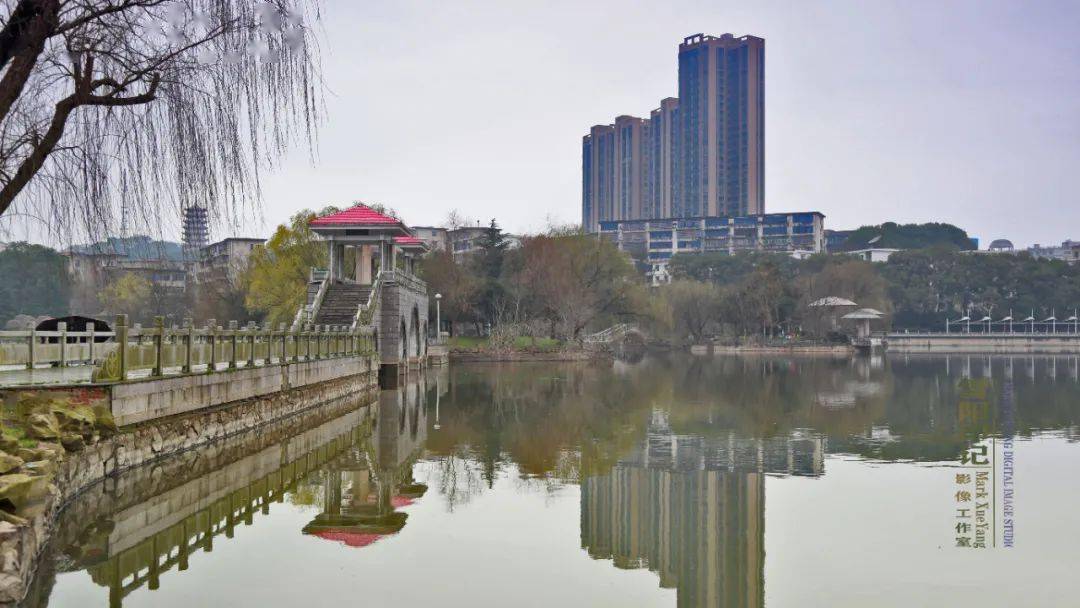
[112,355,377,426]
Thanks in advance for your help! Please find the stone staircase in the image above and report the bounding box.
[313,282,372,328]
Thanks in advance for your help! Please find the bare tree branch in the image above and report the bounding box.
[0,0,323,242]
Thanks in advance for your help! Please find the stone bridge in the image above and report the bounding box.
[298,204,436,383]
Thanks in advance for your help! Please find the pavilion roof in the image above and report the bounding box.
[843,308,885,320]
[310,529,387,548]
[393,235,427,250]
[808,296,858,308]
[309,204,407,230]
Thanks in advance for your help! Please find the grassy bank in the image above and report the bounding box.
[446,335,608,362]
[448,336,564,352]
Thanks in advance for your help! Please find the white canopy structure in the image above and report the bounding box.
[842,308,885,340]
[808,297,859,332]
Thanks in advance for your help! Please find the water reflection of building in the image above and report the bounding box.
[581,412,825,607]
[641,411,825,478]
[82,419,371,608]
[582,469,763,607]
[302,377,429,548]
[46,374,431,608]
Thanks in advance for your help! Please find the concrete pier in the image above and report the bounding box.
[887,333,1080,354]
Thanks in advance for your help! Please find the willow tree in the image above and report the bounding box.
[0,0,321,240]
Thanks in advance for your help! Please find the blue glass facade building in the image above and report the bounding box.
[583,34,764,232]
[677,33,764,218]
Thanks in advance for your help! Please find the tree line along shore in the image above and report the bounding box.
[3,217,1078,353]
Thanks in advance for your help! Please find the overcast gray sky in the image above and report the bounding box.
[251,0,1077,247]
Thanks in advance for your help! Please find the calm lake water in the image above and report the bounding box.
[25,354,1080,607]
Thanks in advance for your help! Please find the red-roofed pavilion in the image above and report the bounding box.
[309,204,426,284]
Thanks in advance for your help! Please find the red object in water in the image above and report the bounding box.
[311,529,386,548]
[309,204,402,227]
[391,496,414,508]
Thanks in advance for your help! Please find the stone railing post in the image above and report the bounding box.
[302,325,309,361]
[26,325,35,369]
[291,325,299,363]
[206,319,217,373]
[152,316,165,376]
[86,322,95,364]
[57,321,67,368]
[247,322,256,368]
[115,314,129,380]
[264,324,272,365]
[228,321,239,369]
[182,318,194,373]
[278,323,287,364]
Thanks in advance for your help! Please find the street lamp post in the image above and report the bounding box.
[435,293,442,340]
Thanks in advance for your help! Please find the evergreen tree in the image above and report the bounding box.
[474,219,509,327]
[475,219,509,279]
[0,242,71,323]
[838,222,975,251]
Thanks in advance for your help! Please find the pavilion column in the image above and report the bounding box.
[380,241,396,272]
[357,245,373,285]
[327,240,337,280]
[335,243,348,280]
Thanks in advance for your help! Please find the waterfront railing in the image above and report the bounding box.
[0,315,377,384]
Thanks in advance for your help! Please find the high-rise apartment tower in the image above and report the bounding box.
[677,33,764,218]
[648,98,679,219]
[582,125,615,232]
[583,33,764,231]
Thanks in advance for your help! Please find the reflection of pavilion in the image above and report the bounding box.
[581,413,825,608]
[302,376,430,548]
[58,373,432,607]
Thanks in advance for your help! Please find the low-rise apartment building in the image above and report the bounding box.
[193,237,265,285]
[599,211,825,284]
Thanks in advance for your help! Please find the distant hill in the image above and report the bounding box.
[834,222,975,251]
[67,235,185,261]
